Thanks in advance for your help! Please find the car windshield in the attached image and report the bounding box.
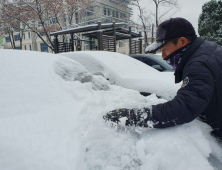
[152,55,174,70]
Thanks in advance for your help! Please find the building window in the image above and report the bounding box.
[112,10,115,17]
[116,11,119,18]
[104,7,107,15]
[28,32,31,39]
[29,45,32,50]
[22,23,26,28]
[49,17,57,24]
[38,22,42,27]
[86,7,93,16]
[23,33,25,39]
[75,13,78,24]
[5,36,10,42]
[14,34,20,41]
[15,46,20,50]
[40,32,46,36]
[14,25,20,32]
[40,43,48,52]
[121,13,126,19]
[108,9,110,16]
[24,45,26,50]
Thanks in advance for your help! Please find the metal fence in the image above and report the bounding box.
[131,40,141,54]
[102,35,115,52]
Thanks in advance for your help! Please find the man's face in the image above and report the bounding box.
[160,37,189,59]
[161,41,179,59]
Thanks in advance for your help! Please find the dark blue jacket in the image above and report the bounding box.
[152,38,222,138]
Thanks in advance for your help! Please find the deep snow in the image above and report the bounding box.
[0,49,222,170]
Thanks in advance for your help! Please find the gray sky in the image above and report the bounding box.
[172,0,210,35]
[132,0,210,35]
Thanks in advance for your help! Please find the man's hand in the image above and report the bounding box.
[103,108,151,127]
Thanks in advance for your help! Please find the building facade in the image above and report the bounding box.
[1,0,137,54]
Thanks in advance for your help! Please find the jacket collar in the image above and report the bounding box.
[165,45,189,69]
[174,37,205,83]
[164,43,190,61]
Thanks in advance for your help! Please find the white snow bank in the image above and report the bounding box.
[0,49,221,170]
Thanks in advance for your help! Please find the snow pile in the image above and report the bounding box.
[60,51,181,100]
[0,49,222,170]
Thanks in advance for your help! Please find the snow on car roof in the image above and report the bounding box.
[60,51,181,100]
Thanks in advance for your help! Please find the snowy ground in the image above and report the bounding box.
[0,49,222,170]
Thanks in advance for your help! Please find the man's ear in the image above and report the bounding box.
[179,37,189,47]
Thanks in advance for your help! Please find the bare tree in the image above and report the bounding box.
[64,0,91,27]
[131,0,153,47]
[0,0,60,50]
[0,0,91,51]
[152,0,179,27]
[0,3,20,49]
[131,0,179,47]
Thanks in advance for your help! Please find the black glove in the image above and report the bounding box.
[103,108,151,127]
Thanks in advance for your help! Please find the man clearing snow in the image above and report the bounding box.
[104,17,222,140]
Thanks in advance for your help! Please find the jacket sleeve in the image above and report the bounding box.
[150,61,214,128]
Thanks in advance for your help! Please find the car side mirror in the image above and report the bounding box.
[152,65,163,71]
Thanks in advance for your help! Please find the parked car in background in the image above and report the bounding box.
[130,54,174,72]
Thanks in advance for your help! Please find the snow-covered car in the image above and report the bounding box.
[0,49,222,170]
[60,51,180,100]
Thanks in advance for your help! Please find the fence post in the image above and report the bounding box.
[139,31,142,54]
[113,21,116,52]
[129,26,132,55]
[90,37,93,50]
[54,35,58,53]
[97,21,103,50]
[70,33,74,51]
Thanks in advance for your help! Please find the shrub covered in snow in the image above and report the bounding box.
[198,0,222,45]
